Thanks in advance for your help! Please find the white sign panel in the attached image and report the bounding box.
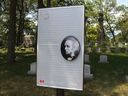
[37,6,84,90]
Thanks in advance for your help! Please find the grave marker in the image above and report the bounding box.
[27,62,37,75]
[84,54,90,63]
[99,55,109,63]
[84,64,93,79]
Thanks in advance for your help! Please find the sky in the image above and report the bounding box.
[117,0,128,5]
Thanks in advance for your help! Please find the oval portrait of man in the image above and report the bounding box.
[61,36,80,61]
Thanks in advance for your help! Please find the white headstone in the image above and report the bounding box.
[118,43,123,48]
[96,48,101,53]
[87,47,92,53]
[27,62,37,75]
[84,54,90,63]
[126,48,128,53]
[15,56,20,61]
[106,47,111,53]
[99,55,109,63]
[125,75,128,82]
[84,64,93,79]
[115,47,120,53]
[95,43,98,47]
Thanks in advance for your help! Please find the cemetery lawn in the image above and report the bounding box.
[0,48,128,96]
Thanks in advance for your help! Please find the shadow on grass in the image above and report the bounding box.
[0,50,128,96]
[0,51,56,96]
[82,53,128,96]
[0,52,36,77]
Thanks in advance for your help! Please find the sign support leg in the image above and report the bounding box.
[56,89,64,96]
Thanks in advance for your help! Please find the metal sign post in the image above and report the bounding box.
[56,89,64,96]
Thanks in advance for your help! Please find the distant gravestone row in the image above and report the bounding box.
[84,54,93,79]
[27,55,109,79]
[85,46,128,54]
[27,62,94,79]
[84,54,109,64]
[84,54,109,79]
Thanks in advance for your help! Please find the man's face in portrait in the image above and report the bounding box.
[61,36,80,61]
[65,40,73,55]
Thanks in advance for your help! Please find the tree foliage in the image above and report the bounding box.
[0,0,128,64]
[116,5,128,42]
[86,25,99,42]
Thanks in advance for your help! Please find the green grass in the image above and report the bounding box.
[84,53,128,96]
[0,48,128,96]
[0,48,55,96]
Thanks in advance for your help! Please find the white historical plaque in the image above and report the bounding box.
[37,6,84,90]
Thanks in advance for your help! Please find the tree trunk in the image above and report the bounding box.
[105,14,116,42]
[98,12,105,45]
[38,0,45,8]
[84,6,88,39]
[47,0,51,7]
[7,0,17,64]
[84,15,88,43]
[16,0,25,46]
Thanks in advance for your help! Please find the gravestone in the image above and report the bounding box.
[96,47,101,53]
[0,57,3,59]
[99,55,109,63]
[126,48,128,53]
[115,47,120,53]
[95,43,98,47]
[27,62,37,75]
[84,64,93,79]
[125,75,128,82]
[87,47,92,53]
[84,54,90,63]
[15,56,20,61]
[118,42,123,48]
[106,47,111,53]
